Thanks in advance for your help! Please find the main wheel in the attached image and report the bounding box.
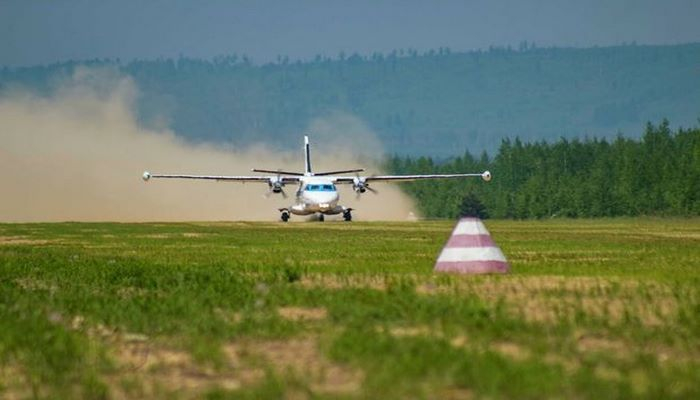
[343,211,352,222]
[281,212,290,222]
[318,214,325,222]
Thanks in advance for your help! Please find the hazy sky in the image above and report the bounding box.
[2,0,699,67]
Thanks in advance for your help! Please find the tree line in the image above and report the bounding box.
[2,43,699,156]
[384,121,700,218]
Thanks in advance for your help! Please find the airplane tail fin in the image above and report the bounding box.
[251,136,314,177]
[304,135,312,175]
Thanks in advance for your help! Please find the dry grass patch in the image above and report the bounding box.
[594,365,623,382]
[490,342,530,361]
[138,234,172,239]
[59,317,262,398]
[277,306,327,322]
[415,282,441,295]
[0,363,36,400]
[576,334,628,355]
[415,276,679,327]
[107,337,260,399]
[543,353,580,374]
[182,232,206,238]
[14,277,58,292]
[384,325,435,338]
[214,308,242,325]
[234,337,363,395]
[510,295,677,327]
[473,276,625,295]
[0,236,57,246]
[438,387,475,400]
[415,275,627,297]
[304,259,335,266]
[449,335,469,348]
[299,274,387,291]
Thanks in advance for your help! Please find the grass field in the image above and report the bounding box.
[1,218,699,399]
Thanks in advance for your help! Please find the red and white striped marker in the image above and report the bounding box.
[434,217,510,274]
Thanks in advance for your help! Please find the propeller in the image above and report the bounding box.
[265,175,287,198]
[352,175,378,199]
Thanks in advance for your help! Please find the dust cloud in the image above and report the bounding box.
[0,68,417,222]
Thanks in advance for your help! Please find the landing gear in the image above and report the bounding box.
[280,211,290,222]
[343,210,352,222]
[318,214,325,222]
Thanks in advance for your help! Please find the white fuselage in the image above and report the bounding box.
[289,177,344,215]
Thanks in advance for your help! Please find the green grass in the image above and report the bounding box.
[0,219,698,399]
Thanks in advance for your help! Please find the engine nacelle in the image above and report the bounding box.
[352,176,368,193]
[481,171,492,182]
[142,171,151,181]
[268,177,284,193]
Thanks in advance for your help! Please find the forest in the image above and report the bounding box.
[1,43,699,156]
[385,120,700,218]
[2,44,698,218]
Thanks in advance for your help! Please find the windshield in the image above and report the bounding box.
[305,184,336,192]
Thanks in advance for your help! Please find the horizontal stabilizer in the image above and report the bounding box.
[314,168,365,176]
[252,169,304,176]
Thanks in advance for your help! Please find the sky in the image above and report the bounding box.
[1,0,700,67]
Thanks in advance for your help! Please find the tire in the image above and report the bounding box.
[318,214,325,222]
[343,211,352,222]
[281,212,290,222]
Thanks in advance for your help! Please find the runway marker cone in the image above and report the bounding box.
[434,217,510,274]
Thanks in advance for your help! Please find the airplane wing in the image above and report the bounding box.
[142,172,300,183]
[333,171,491,183]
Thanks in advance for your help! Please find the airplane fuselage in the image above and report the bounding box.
[288,177,344,215]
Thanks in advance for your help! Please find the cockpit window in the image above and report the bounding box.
[305,184,336,192]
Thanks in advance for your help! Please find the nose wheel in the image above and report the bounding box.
[343,210,352,222]
[280,211,290,222]
[318,214,325,222]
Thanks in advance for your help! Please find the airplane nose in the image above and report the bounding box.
[310,192,339,211]
[322,193,339,204]
[319,192,338,201]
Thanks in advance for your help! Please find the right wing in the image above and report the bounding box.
[364,172,489,183]
[333,171,491,184]
[142,171,300,184]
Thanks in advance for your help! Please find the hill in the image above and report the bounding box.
[2,43,699,156]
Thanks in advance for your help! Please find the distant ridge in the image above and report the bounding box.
[2,43,699,156]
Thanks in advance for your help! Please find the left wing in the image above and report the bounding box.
[142,172,300,184]
[333,171,491,184]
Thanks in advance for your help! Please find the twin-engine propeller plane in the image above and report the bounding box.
[142,136,491,221]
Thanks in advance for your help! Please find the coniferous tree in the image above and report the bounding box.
[386,122,699,219]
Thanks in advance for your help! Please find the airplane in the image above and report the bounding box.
[142,136,491,221]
